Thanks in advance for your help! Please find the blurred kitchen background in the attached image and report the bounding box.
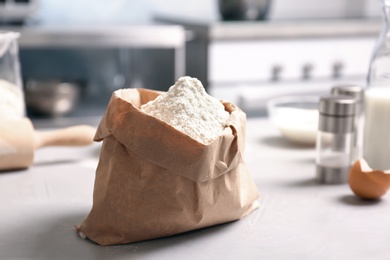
[1,0,382,124]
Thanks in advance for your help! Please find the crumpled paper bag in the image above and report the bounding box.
[77,88,259,246]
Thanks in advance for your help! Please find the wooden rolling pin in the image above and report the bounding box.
[0,117,96,171]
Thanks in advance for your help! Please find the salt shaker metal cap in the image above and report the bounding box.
[318,96,356,134]
[319,96,356,116]
[331,84,364,102]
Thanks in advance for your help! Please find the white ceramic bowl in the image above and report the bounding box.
[267,95,320,146]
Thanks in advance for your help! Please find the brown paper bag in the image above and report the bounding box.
[77,88,259,246]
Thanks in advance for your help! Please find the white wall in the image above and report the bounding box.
[35,0,152,24]
[270,0,380,19]
[146,0,218,20]
[146,0,381,20]
[34,0,381,25]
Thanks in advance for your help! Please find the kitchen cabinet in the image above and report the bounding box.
[155,17,380,113]
[157,17,380,85]
[0,117,389,259]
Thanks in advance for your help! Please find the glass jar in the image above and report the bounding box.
[364,0,390,171]
[0,31,24,119]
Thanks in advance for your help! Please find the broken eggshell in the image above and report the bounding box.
[349,159,390,200]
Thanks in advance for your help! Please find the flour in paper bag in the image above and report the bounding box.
[0,79,24,119]
[0,79,25,157]
[141,76,229,144]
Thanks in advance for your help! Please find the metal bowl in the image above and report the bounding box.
[25,79,81,117]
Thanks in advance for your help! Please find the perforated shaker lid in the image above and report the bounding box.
[319,96,356,116]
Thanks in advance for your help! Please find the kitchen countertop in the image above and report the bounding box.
[5,24,186,48]
[155,17,381,40]
[1,117,389,259]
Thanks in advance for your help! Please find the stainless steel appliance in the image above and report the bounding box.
[0,0,38,23]
[5,24,186,122]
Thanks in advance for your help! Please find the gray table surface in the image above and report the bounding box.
[0,117,389,260]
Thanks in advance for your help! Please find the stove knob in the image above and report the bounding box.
[271,64,283,81]
[302,63,314,80]
[333,61,344,79]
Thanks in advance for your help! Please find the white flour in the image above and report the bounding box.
[0,79,24,119]
[141,76,229,144]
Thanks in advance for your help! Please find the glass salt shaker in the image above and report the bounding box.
[0,31,24,119]
[331,85,364,162]
[316,96,356,184]
[364,0,390,171]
